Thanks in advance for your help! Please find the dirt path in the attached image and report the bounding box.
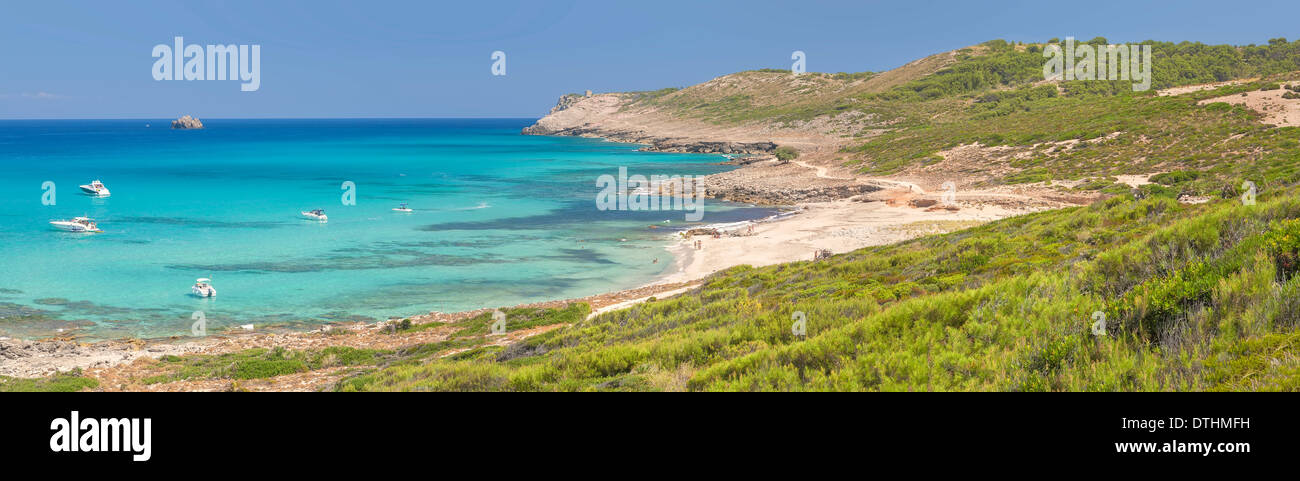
[1157,78,1256,97]
[587,284,699,320]
[793,160,855,181]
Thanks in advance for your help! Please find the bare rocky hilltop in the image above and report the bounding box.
[171,115,204,129]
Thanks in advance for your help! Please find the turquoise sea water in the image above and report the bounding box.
[0,119,773,339]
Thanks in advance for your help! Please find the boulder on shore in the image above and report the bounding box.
[171,115,204,129]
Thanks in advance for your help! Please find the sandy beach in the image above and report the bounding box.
[660,197,1053,283]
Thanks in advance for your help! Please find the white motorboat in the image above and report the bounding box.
[392,203,413,212]
[191,278,217,297]
[49,216,102,233]
[79,180,111,197]
[301,209,328,222]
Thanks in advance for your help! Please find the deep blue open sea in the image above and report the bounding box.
[0,119,773,339]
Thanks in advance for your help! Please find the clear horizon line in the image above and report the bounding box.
[0,116,544,121]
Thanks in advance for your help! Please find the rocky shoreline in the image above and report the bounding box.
[0,279,702,381]
[707,182,881,205]
[522,107,879,205]
[0,336,204,378]
[527,125,878,204]
[523,124,778,155]
[525,132,881,205]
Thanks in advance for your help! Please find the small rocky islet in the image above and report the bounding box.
[171,115,204,129]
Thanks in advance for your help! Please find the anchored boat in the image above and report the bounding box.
[79,180,111,197]
[301,209,328,222]
[49,216,102,233]
[191,278,217,297]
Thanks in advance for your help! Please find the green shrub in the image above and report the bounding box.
[0,371,98,392]
[1151,170,1202,186]
[774,146,799,161]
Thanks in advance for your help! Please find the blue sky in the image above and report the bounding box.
[2,0,1298,119]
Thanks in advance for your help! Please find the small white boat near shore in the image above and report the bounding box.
[302,209,328,222]
[79,180,111,197]
[392,203,413,212]
[191,278,217,297]
[49,216,102,233]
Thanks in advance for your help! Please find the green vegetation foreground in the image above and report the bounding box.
[334,186,1300,391]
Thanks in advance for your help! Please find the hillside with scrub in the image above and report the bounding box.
[337,37,1300,391]
[532,37,1300,196]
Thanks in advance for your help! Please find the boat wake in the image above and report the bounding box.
[447,202,491,211]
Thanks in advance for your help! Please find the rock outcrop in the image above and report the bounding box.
[548,93,587,115]
[706,183,881,205]
[698,160,882,205]
[171,115,204,129]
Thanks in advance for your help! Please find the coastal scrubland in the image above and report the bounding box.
[330,187,1300,391]
[628,38,1300,190]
